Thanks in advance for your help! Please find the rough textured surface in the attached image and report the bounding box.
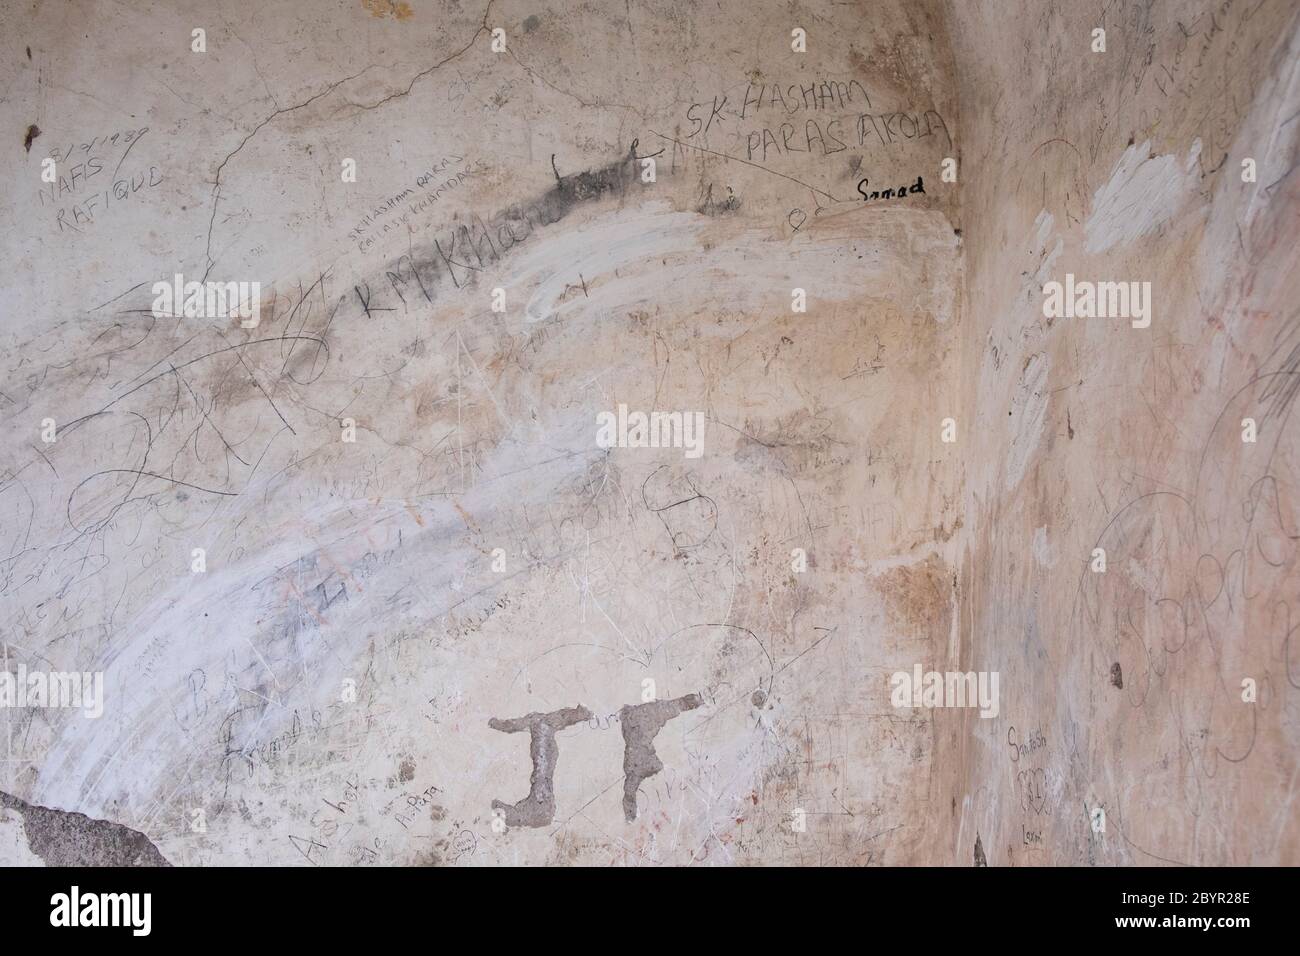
[618,693,703,822]
[489,704,592,827]
[0,790,171,866]
[0,0,1294,866]
[948,0,1300,865]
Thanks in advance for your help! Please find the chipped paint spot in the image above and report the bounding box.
[1084,140,1201,254]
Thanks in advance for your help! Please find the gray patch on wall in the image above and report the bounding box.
[619,693,703,821]
[0,790,171,866]
[489,705,594,828]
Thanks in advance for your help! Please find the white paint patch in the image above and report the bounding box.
[512,202,706,323]
[1084,139,1202,254]
[1032,526,1055,569]
[1005,351,1050,492]
[1034,209,1055,248]
[0,812,44,866]
[30,435,604,818]
[512,201,960,327]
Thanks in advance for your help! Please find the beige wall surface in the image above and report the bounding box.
[0,0,1294,866]
[949,0,1300,866]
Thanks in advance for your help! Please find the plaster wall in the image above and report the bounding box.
[0,0,1295,866]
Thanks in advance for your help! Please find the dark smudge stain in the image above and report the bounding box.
[696,183,742,217]
[974,833,988,866]
[23,124,39,153]
[1110,662,1123,689]
[548,142,638,208]
[375,143,638,315]
[0,790,172,866]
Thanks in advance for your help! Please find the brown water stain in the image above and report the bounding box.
[362,0,414,19]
